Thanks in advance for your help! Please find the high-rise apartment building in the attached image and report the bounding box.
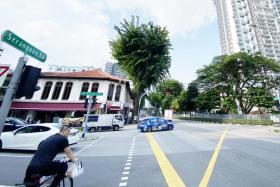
[214,0,280,61]
[104,62,126,79]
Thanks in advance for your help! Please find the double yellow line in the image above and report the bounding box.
[146,127,228,187]
[199,127,228,187]
[146,133,186,187]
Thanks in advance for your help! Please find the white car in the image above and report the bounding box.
[0,123,79,151]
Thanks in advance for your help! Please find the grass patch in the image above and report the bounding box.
[177,117,274,126]
[274,129,280,133]
[75,127,83,132]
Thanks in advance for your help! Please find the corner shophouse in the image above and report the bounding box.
[9,69,131,123]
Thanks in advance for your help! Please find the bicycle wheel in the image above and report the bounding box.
[60,177,73,187]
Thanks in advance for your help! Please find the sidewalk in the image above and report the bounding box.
[273,124,280,133]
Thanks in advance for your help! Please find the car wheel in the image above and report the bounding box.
[0,139,2,151]
[113,125,119,131]
[38,141,44,150]
[90,127,96,132]
[146,126,152,132]
[167,125,173,130]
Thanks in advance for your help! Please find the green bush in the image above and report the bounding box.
[177,117,273,126]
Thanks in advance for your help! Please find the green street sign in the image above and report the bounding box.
[274,97,280,101]
[1,30,47,62]
[80,92,103,96]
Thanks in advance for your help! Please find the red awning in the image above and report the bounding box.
[9,102,101,112]
[107,101,122,111]
[109,107,122,111]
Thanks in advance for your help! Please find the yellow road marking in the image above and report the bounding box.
[146,133,186,187]
[199,127,228,187]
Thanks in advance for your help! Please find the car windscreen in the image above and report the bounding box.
[13,118,28,125]
[115,115,123,121]
[3,124,18,132]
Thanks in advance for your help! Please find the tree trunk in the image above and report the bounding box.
[131,93,140,123]
[233,85,243,114]
[235,96,243,114]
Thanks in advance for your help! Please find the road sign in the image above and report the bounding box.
[1,30,47,62]
[0,65,10,87]
[80,92,103,96]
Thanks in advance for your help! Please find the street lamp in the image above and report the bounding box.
[137,92,148,123]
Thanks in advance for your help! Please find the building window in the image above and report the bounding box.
[107,84,115,101]
[41,81,53,100]
[115,85,122,101]
[91,82,99,92]
[51,82,63,100]
[79,82,89,100]
[62,82,73,100]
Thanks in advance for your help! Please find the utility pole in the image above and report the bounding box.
[0,55,28,135]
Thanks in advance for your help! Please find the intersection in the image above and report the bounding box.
[0,121,280,187]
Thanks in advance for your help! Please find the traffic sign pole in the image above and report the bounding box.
[0,55,28,135]
[82,95,93,138]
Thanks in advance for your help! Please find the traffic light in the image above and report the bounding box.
[92,97,97,108]
[83,98,89,108]
[83,97,98,109]
[15,65,41,99]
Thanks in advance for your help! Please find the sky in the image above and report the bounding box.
[0,0,221,86]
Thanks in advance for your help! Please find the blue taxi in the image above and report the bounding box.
[137,117,174,132]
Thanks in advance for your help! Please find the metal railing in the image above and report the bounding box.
[174,113,280,122]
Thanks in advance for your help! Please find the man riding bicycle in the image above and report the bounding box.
[24,125,78,187]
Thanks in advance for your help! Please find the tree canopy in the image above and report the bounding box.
[148,79,184,113]
[110,16,172,118]
[110,16,172,93]
[196,52,280,114]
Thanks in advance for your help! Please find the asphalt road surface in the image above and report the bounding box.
[0,121,280,187]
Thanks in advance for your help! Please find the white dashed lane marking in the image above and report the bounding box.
[118,136,136,187]
[119,182,127,186]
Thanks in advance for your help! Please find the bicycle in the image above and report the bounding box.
[16,158,83,187]
[23,173,73,187]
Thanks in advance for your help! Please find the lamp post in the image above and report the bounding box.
[137,92,147,123]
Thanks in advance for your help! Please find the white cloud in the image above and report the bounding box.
[0,0,216,75]
[0,0,111,70]
[104,0,216,36]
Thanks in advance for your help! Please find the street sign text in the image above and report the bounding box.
[1,30,47,62]
[80,92,103,96]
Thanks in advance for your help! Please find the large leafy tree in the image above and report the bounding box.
[158,79,184,96]
[148,92,163,115]
[196,52,280,114]
[148,79,184,114]
[175,90,189,113]
[194,88,220,112]
[185,82,199,113]
[110,16,172,118]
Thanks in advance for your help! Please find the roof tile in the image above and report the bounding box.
[41,69,128,82]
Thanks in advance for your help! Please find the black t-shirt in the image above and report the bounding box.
[29,133,69,167]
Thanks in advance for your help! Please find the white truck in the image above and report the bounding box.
[86,114,124,132]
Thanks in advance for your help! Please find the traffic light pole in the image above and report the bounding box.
[0,55,28,135]
[82,95,93,138]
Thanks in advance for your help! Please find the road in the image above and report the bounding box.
[0,121,280,187]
